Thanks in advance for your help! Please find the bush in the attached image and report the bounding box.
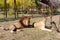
[53,9,59,15]
[46,8,51,15]
[7,9,14,15]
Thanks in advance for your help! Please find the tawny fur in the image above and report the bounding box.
[34,18,52,32]
[3,16,30,33]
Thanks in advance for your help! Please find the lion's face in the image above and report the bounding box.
[19,16,30,27]
[23,18,29,26]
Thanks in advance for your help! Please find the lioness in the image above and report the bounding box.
[33,18,60,32]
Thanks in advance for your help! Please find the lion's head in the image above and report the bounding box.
[19,16,30,28]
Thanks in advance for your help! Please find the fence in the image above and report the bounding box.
[0,0,51,19]
[0,0,60,27]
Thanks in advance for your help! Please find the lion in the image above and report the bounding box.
[1,16,30,33]
[33,18,52,32]
[33,18,60,32]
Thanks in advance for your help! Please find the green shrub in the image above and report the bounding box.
[46,8,51,15]
[53,9,59,15]
[7,9,14,15]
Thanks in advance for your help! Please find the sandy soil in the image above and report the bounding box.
[0,15,60,40]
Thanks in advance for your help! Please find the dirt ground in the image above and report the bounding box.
[0,15,60,40]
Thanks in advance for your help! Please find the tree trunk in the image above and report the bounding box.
[4,0,7,19]
[14,0,17,19]
[48,0,53,28]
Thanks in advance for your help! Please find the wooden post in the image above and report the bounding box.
[14,0,17,19]
[4,0,7,19]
